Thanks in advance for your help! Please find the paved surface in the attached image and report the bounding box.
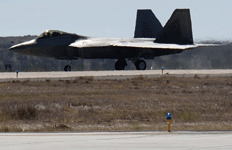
[0,132,232,150]
[0,70,232,82]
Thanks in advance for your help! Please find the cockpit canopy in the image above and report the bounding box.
[37,30,68,39]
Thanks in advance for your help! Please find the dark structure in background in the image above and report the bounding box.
[0,36,231,72]
[5,64,11,72]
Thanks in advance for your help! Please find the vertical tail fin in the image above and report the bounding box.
[134,9,163,38]
[155,9,193,44]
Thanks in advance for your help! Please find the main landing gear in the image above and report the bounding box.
[64,65,71,71]
[135,60,146,70]
[64,59,147,71]
[114,59,147,70]
[115,59,127,70]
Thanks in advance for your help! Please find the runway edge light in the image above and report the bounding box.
[16,70,19,79]
[166,113,171,132]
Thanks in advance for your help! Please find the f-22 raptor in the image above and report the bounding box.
[9,9,213,71]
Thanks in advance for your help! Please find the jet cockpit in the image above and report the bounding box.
[37,30,68,39]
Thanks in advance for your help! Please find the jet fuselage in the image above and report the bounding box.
[10,33,183,60]
[9,9,206,71]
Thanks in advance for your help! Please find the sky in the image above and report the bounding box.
[1,0,232,40]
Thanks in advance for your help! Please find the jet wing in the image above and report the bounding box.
[69,38,198,50]
[112,42,197,50]
[195,44,221,47]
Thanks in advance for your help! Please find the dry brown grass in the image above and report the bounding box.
[0,76,232,132]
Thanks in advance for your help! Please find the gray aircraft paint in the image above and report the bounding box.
[134,9,163,38]
[9,9,217,70]
[155,9,193,44]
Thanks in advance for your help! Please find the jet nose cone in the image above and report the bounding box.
[9,39,36,52]
[9,45,17,51]
[9,44,24,52]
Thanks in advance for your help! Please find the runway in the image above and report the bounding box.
[1,132,232,150]
[0,70,232,81]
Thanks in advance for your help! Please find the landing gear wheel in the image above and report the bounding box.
[115,60,126,70]
[135,60,146,70]
[64,65,71,71]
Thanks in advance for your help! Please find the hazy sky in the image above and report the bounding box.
[1,0,232,40]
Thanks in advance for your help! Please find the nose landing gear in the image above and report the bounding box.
[64,61,72,71]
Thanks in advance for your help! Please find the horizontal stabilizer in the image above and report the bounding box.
[134,9,163,38]
[155,9,193,45]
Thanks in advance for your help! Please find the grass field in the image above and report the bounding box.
[0,75,231,132]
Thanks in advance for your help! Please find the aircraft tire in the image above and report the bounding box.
[135,60,146,70]
[64,65,71,71]
[115,60,126,70]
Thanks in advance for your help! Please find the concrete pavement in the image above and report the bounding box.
[0,70,232,82]
[0,132,232,150]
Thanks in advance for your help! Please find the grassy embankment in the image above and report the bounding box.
[0,76,231,132]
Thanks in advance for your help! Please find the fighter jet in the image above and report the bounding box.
[9,9,214,71]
